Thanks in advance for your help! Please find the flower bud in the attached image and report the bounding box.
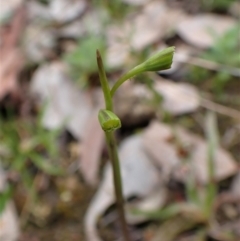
[140,46,175,72]
[110,47,175,96]
[98,109,121,132]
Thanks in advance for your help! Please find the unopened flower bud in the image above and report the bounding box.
[98,109,121,132]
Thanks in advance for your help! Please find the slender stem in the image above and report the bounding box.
[96,50,113,111]
[97,50,131,241]
[110,65,144,97]
[105,131,131,241]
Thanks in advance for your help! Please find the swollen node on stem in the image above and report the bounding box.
[98,109,121,132]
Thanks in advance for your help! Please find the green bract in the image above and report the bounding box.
[98,109,121,132]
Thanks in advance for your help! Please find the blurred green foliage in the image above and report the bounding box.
[0,115,63,176]
[191,25,240,94]
[0,186,12,213]
[201,0,236,11]
[64,35,107,87]
[92,0,132,21]
[0,112,63,213]
[203,25,240,67]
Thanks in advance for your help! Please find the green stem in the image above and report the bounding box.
[96,50,113,111]
[97,50,131,241]
[110,65,144,97]
[106,132,131,241]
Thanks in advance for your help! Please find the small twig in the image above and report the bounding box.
[200,98,240,121]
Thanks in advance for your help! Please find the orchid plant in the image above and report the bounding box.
[97,46,175,241]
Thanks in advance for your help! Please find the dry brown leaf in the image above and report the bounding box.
[27,1,51,21]
[122,0,150,6]
[229,1,240,18]
[0,202,20,241]
[106,23,132,69]
[0,6,26,101]
[129,1,185,50]
[114,81,154,126]
[84,135,165,241]
[154,79,200,115]
[80,108,105,186]
[143,121,237,184]
[0,166,20,241]
[23,24,56,62]
[106,41,131,69]
[143,121,180,179]
[49,0,87,23]
[106,1,186,68]
[177,14,237,48]
[60,8,107,38]
[231,171,240,198]
[0,49,23,100]
[30,61,94,140]
[31,62,106,185]
[0,0,23,22]
[114,78,200,124]
[188,139,237,183]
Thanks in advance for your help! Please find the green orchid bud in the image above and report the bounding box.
[98,109,121,132]
[110,47,175,96]
[140,46,175,72]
